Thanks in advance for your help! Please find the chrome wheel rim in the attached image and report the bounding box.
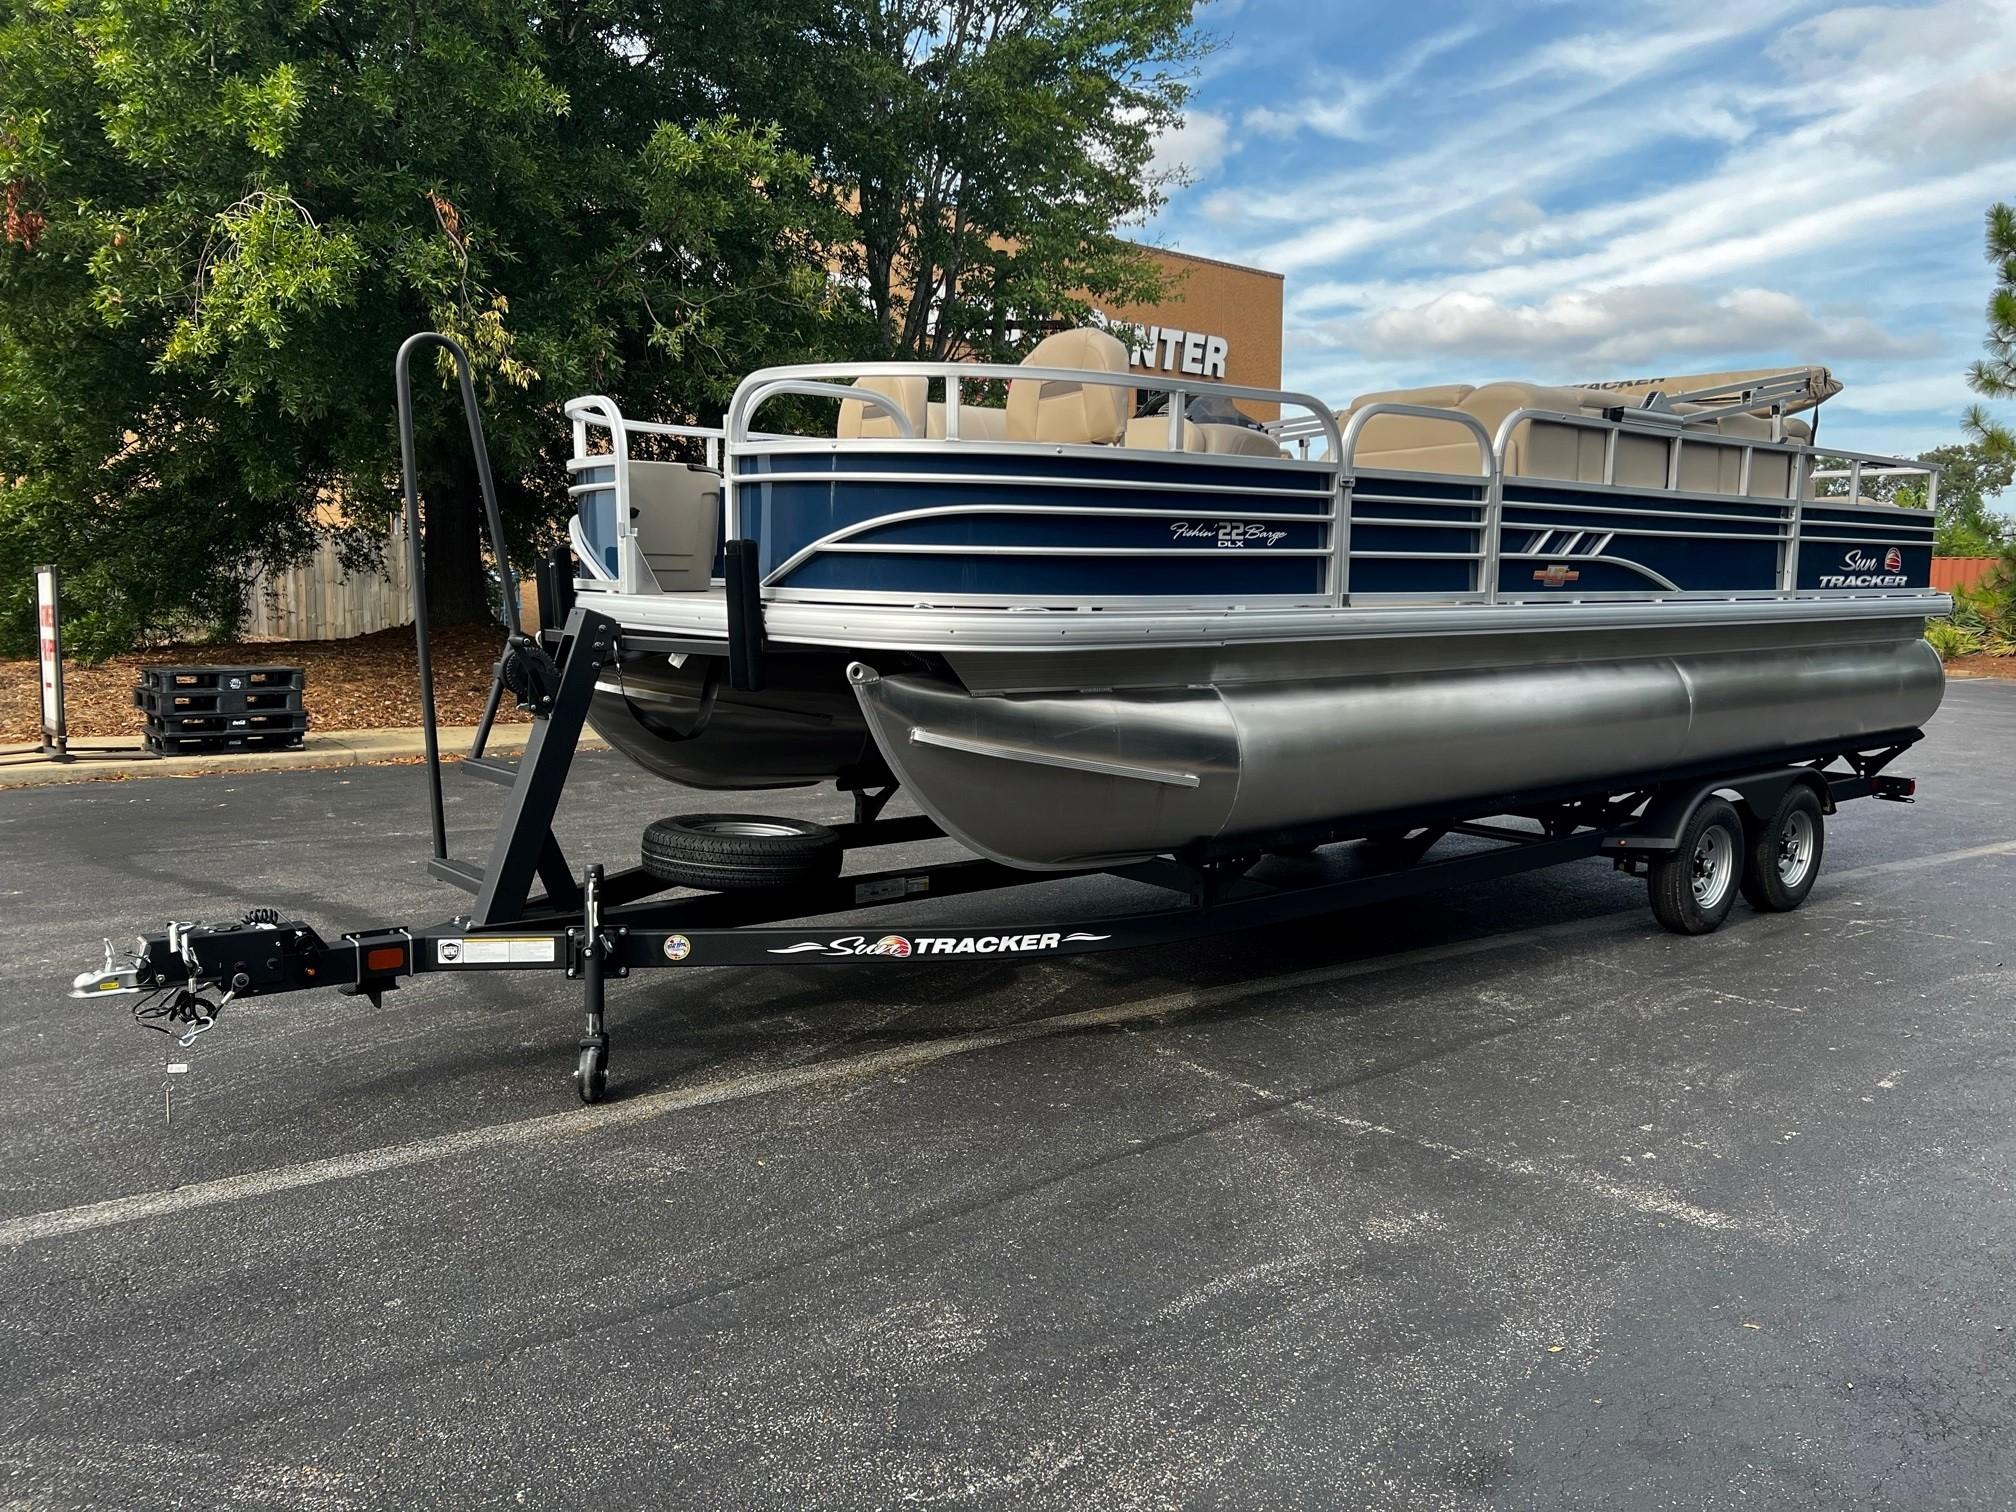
[697,820,802,839]
[1775,810,1816,888]
[1692,823,1735,907]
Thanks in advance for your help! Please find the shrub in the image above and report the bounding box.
[1926,618,1984,660]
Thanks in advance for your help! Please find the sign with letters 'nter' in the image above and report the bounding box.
[1130,326,1229,380]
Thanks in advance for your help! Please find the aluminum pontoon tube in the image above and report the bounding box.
[847,632,1945,870]
[587,650,886,790]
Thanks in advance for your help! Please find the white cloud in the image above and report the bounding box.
[1851,69,2016,163]
[1148,110,1233,185]
[1153,0,2016,447]
[1242,22,1481,142]
[1346,285,1923,369]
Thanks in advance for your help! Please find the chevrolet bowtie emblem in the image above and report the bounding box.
[1532,564,1580,587]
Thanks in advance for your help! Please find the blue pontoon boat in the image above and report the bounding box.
[560,329,1947,871]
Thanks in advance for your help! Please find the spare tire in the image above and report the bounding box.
[641,814,842,891]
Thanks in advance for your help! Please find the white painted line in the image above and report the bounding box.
[1148,1044,1747,1233]
[3,836,2011,1250]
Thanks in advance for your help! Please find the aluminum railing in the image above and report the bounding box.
[572,373,1944,609]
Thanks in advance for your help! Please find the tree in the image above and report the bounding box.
[1,0,1205,655]
[0,0,849,652]
[669,0,1202,362]
[1964,201,2016,459]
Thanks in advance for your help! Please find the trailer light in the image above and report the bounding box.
[364,945,407,974]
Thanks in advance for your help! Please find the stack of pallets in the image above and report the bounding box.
[133,665,310,755]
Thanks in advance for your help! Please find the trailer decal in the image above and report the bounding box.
[766,931,1112,959]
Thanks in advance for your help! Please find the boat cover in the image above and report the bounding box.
[1575,366,1843,415]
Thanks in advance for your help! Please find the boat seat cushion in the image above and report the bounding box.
[1198,423,1284,458]
[1006,329,1133,446]
[1123,415,1206,451]
[925,402,1010,441]
[1337,385,1488,471]
[838,375,928,440]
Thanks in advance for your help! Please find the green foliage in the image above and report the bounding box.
[1965,202,2016,459]
[682,0,1205,360]
[1924,617,1982,661]
[1,0,1204,654]
[1947,542,2016,654]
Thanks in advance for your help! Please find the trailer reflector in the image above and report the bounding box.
[364,945,407,974]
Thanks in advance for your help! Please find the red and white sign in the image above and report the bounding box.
[36,566,63,748]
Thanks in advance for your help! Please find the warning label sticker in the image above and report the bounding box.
[435,936,558,965]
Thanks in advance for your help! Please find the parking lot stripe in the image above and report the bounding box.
[3,836,2010,1250]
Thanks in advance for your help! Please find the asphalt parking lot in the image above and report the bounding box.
[2,678,2013,1510]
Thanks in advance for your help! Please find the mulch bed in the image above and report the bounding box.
[0,624,527,743]
[1945,653,2016,680]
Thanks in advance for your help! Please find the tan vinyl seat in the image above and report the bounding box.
[1196,423,1283,457]
[1341,379,1811,497]
[1006,329,1134,446]
[1124,415,1205,451]
[837,375,928,440]
[1336,384,1488,475]
[925,402,1010,441]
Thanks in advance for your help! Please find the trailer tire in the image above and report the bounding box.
[1647,797,1744,936]
[641,814,842,891]
[1741,786,1825,913]
[576,1041,608,1104]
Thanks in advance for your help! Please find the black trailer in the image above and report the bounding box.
[66,336,1927,1101]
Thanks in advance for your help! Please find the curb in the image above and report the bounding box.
[0,725,605,790]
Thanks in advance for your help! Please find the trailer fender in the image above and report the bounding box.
[1604,767,1832,857]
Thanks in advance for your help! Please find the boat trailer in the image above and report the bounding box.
[65,335,1928,1103]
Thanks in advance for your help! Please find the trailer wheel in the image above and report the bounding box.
[1741,786,1825,913]
[641,814,842,891]
[1647,797,1743,936]
[576,1041,608,1104]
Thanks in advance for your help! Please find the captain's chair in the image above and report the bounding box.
[1007,329,1136,445]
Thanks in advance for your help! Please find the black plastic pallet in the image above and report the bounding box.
[143,727,309,755]
[136,665,304,691]
[144,708,308,731]
[134,685,306,717]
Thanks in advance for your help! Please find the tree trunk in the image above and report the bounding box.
[419,440,492,627]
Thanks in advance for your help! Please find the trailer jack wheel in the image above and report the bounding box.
[576,1035,609,1105]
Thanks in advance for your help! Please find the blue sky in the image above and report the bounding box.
[1141,0,2016,458]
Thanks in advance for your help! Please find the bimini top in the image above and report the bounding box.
[1574,366,1844,417]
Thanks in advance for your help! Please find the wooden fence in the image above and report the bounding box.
[243,519,414,641]
[1931,556,2005,595]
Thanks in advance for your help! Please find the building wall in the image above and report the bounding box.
[1102,246,1286,419]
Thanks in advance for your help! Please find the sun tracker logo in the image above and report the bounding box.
[766,931,1110,959]
[1817,548,1909,589]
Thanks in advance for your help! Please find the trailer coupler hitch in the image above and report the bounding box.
[70,910,337,1032]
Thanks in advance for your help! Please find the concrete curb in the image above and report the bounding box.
[0,725,605,790]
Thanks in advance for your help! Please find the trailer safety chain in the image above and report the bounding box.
[130,984,233,1047]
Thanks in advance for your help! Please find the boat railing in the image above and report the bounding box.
[1804,451,1941,511]
[569,373,1945,613]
